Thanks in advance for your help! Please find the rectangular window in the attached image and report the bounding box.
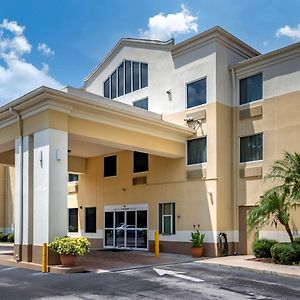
[85,207,96,233]
[187,78,207,109]
[187,137,207,165]
[239,73,262,105]
[240,133,263,163]
[68,208,78,232]
[133,62,140,91]
[69,173,78,182]
[104,78,110,98]
[111,71,117,99]
[133,151,148,173]
[125,60,132,94]
[118,62,124,97]
[140,63,148,88]
[159,203,175,235]
[104,155,117,177]
[133,98,148,110]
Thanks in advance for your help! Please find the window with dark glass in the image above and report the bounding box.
[104,78,110,98]
[141,63,148,88]
[133,98,148,110]
[68,208,78,232]
[110,71,117,99]
[159,203,175,235]
[85,207,96,233]
[125,60,132,94]
[187,78,206,109]
[133,62,140,91]
[187,137,207,165]
[69,173,78,182]
[239,73,262,105]
[133,151,148,173]
[118,62,124,97]
[240,133,263,163]
[104,155,117,177]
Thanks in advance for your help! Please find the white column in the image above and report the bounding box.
[33,129,68,245]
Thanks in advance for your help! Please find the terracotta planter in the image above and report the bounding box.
[60,254,77,267]
[191,246,204,258]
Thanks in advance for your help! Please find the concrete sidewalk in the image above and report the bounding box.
[197,255,300,279]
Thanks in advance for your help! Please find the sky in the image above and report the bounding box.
[0,0,300,106]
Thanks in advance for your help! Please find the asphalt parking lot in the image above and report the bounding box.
[0,261,299,299]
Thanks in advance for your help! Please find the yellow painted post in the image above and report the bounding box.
[42,242,48,273]
[155,230,160,258]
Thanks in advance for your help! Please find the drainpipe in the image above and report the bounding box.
[9,107,23,261]
[231,68,238,254]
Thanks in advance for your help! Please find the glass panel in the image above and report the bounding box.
[68,208,78,232]
[240,133,263,162]
[133,151,148,173]
[137,230,147,248]
[137,210,147,228]
[115,211,125,228]
[125,60,131,94]
[126,211,136,228]
[163,215,172,235]
[133,62,140,91]
[162,203,172,215]
[105,230,114,246]
[118,62,124,97]
[86,207,96,233]
[104,155,117,177]
[141,63,148,88]
[115,229,125,247]
[187,137,207,165]
[133,98,148,110]
[105,212,114,228]
[104,78,110,98]
[158,204,162,234]
[111,71,117,99]
[126,229,136,248]
[68,173,78,182]
[240,73,262,105]
[187,78,206,108]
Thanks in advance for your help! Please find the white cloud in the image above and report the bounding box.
[139,4,198,41]
[38,42,55,56]
[0,19,62,106]
[276,24,300,41]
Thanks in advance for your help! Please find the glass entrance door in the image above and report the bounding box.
[104,206,148,250]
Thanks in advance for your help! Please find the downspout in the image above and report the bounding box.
[9,107,23,261]
[231,68,238,254]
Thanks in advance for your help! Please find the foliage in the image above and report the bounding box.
[0,233,7,242]
[49,237,90,256]
[252,239,277,258]
[191,230,205,247]
[6,234,14,243]
[270,243,297,265]
[294,237,300,244]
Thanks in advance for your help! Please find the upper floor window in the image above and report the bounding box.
[133,151,148,173]
[104,155,117,177]
[69,173,78,182]
[240,133,263,163]
[133,98,148,110]
[187,137,207,165]
[103,60,148,99]
[187,78,207,109]
[239,73,262,105]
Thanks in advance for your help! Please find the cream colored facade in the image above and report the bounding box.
[0,27,300,262]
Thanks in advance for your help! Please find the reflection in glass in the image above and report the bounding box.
[105,230,114,246]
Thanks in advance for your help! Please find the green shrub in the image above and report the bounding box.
[252,239,277,258]
[49,237,91,256]
[294,237,300,244]
[6,234,14,243]
[0,233,8,242]
[291,242,300,263]
[271,243,297,265]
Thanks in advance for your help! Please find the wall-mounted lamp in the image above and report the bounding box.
[40,150,43,168]
[56,149,61,161]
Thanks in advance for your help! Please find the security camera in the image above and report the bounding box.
[184,117,194,122]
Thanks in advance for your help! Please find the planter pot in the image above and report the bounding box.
[60,254,77,267]
[191,246,204,258]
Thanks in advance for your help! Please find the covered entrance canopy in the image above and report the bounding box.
[0,86,194,264]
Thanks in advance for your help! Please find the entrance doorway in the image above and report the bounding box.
[104,205,148,250]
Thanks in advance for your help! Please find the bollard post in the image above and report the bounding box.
[155,230,160,258]
[42,242,48,273]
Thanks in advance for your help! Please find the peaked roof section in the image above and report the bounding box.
[83,26,260,84]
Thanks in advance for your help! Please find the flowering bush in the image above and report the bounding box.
[49,237,90,256]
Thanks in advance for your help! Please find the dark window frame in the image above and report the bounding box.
[158,203,176,235]
[68,208,78,233]
[133,151,149,173]
[187,137,207,165]
[133,98,148,110]
[85,207,97,233]
[239,73,263,105]
[186,77,207,109]
[68,173,79,183]
[240,133,263,163]
[104,155,117,177]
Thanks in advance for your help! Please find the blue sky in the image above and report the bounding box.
[0,0,300,105]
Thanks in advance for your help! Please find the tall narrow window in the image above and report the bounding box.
[104,78,110,98]
[125,60,132,94]
[187,137,207,165]
[239,73,262,105]
[133,151,148,173]
[104,155,117,177]
[240,133,263,162]
[68,208,78,232]
[86,207,96,233]
[159,203,175,235]
[133,98,148,110]
[133,62,140,91]
[187,78,207,109]
[141,63,148,88]
[111,71,117,99]
[118,62,124,97]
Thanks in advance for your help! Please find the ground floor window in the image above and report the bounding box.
[68,208,78,232]
[85,207,96,233]
[159,203,175,235]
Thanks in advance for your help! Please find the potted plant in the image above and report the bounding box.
[49,236,91,267]
[191,230,205,257]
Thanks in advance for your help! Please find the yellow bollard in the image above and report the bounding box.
[155,230,160,258]
[42,242,48,273]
